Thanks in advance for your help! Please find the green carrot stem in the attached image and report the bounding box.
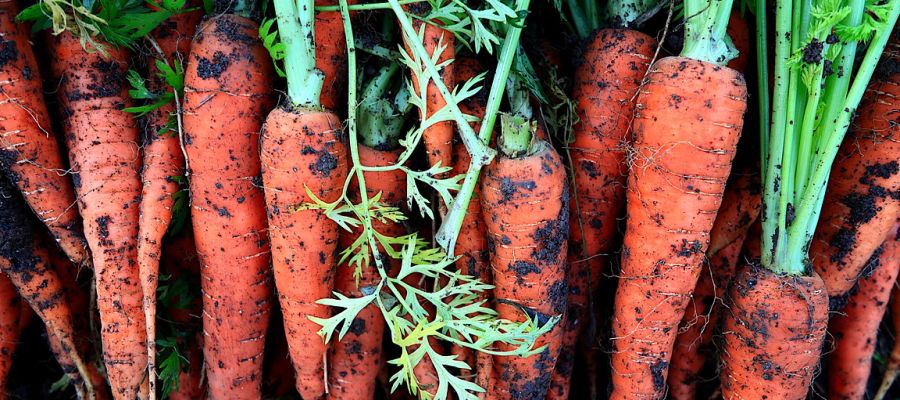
[506,72,532,120]
[680,0,737,64]
[757,0,770,180]
[274,0,324,108]
[499,114,532,158]
[604,0,660,28]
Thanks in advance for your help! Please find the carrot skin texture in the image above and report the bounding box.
[328,145,406,400]
[721,264,828,400]
[827,236,900,399]
[482,140,569,400]
[0,1,90,268]
[609,57,747,399]
[557,29,656,400]
[49,31,148,399]
[138,10,201,394]
[183,14,275,399]
[0,273,23,399]
[261,107,348,399]
[315,0,353,111]
[809,61,899,300]
[667,235,744,399]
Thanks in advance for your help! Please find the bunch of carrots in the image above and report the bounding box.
[0,0,898,397]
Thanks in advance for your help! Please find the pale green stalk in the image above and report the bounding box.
[274,0,324,107]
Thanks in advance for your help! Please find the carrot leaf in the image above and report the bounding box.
[259,17,287,77]
[122,69,175,116]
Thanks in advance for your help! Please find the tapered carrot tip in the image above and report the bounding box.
[721,264,828,400]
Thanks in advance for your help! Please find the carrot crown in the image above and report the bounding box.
[498,113,534,158]
[556,0,660,38]
[679,0,737,64]
[759,0,899,273]
[273,0,325,108]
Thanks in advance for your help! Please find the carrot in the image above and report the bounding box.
[0,0,90,268]
[667,170,761,399]
[875,256,900,400]
[809,46,899,302]
[402,3,455,180]
[0,273,23,399]
[559,29,656,400]
[182,11,275,398]
[667,236,744,399]
[48,30,148,398]
[481,127,568,399]
[719,263,829,399]
[315,0,353,111]
[725,11,750,73]
[137,9,201,395]
[827,232,900,399]
[449,56,491,384]
[261,107,348,399]
[0,172,96,399]
[328,145,406,400]
[609,54,747,398]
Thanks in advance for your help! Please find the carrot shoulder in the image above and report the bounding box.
[610,56,746,399]
[182,14,275,398]
[482,138,569,400]
[720,263,828,399]
[49,31,147,399]
[261,107,348,399]
[0,0,90,267]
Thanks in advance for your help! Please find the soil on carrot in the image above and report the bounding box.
[66,60,126,102]
[829,161,900,265]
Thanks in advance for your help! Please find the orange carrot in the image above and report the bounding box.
[182,13,275,398]
[261,107,348,399]
[0,173,96,398]
[827,232,900,399]
[668,171,761,399]
[720,263,828,399]
[558,29,657,400]
[449,56,491,384]
[875,253,900,400]
[0,0,90,267]
[48,30,147,398]
[667,237,744,399]
[137,9,201,394]
[809,50,899,302]
[328,145,406,400]
[402,3,455,179]
[0,273,23,398]
[609,56,747,398]
[482,135,569,400]
[315,0,353,111]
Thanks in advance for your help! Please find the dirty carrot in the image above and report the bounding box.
[827,232,900,399]
[0,0,90,268]
[809,39,899,303]
[608,0,747,394]
[261,0,349,396]
[315,0,353,110]
[48,30,147,399]
[182,5,275,397]
[0,172,96,399]
[482,118,568,400]
[402,2,455,180]
[137,9,201,396]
